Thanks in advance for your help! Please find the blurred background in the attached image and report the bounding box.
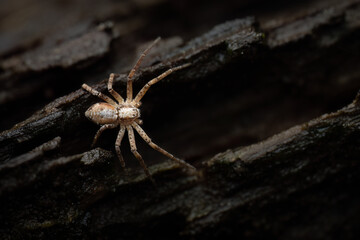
[2,0,359,162]
[1,0,360,239]
[2,0,359,131]
[0,0,249,130]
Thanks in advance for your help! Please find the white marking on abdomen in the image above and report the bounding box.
[100,108,116,119]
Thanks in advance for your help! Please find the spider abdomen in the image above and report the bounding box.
[85,102,118,125]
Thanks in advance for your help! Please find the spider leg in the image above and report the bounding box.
[133,63,191,104]
[132,122,196,171]
[82,84,117,106]
[92,124,118,147]
[127,125,155,184]
[108,73,124,104]
[126,37,161,102]
[115,126,126,168]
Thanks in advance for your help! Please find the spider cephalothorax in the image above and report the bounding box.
[82,37,195,183]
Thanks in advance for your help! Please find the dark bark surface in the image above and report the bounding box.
[1,0,360,239]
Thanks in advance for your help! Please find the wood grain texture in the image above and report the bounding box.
[1,0,360,239]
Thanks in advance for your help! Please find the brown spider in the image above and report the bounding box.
[82,37,195,183]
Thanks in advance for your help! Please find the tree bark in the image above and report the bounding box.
[1,0,360,239]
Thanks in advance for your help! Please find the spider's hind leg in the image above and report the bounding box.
[107,73,124,104]
[92,124,117,147]
[82,84,117,106]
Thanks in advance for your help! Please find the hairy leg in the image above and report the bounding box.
[82,84,117,106]
[126,37,161,102]
[107,73,124,104]
[92,124,118,147]
[126,125,155,184]
[115,126,126,168]
[133,63,190,103]
[132,122,196,170]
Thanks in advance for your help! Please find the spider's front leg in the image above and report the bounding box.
[126,37,161,102]
[133,63,191,104]
[132,122,196,171]
[126,125,156,184]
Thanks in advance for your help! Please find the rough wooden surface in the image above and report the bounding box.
[1,0,360,239]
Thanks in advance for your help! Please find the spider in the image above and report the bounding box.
[82,37,195,183]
